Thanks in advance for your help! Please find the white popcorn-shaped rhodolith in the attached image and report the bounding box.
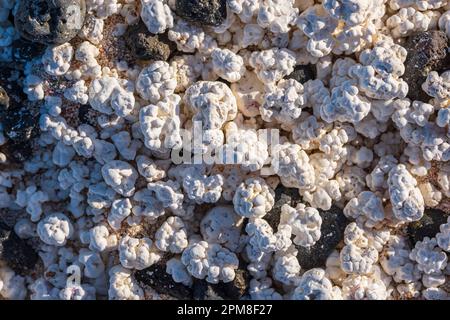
[380,235,422,283]
[272,250,301,286]
[344,191,385,228]
[139,94,182,153]
[230,70,264,117]
[140,0,173,34]
[89,224,118,252]
[340,223,379,275]
[88,76,119,115]
[136,155,168,182]
[200,206,243,251]
[349,40,408,100]
[410,237,448,274]
[108,265,144,300]
[323,0,372,26]
[15,186,49,222]
[155,216,189,253]
[255,0,298,33]
[181,241,239,284]
[280,203,322,248]
[169,164,224,204]
[37,213,74,247]
[211,48,245,83]
[439,10,450,37]
[101,160,138,197]
[388,164,424,222]
[436,217,450,252]
[78,249,105,279]
[260,78,306,126]
[248,48,296,84]
[233,177,274,218]
[320,80,370,123]
[166,258,192,286]
[184,81,237,151]
[271,142,315,190]
[64,80,89,105]
[389,0,448,11]
[119,235,162,270]
[136,61,176,103]
[168,19,217,54]
[422,71,450,101]
[0,265,27,300]
[292,268,342,300]
[341,273,388,300]
[387,7,440,38]
[42,43,73,76]
[249,278,283,300]
[108,198,132,231]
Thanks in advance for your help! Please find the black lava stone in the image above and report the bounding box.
[15,0,86,45]
[175,0,227,26]
[403,31,449,101]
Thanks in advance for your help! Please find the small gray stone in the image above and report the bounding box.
[175,0,227,26]
[403,31,449,101]
[407,208,449,245]
[124,21,175,61]
[285,64,316,84]
[15,0,86,45]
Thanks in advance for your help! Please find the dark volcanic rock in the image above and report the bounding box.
[4,140,34,161]
[0,64,26,108]
[296,206,348,270]
[193,268,249,300]
[124,21,175,61]
[0,86,9,117]
[407,208,449,245]
[134,263,193,299]
[403,31,449,101]
[175,0,227,26]
[286,64,316,84]
[11,38,46,64]
[0,222,39,275]
[3,107,40,142]
[264,186,302,230]
[15,0,86,45]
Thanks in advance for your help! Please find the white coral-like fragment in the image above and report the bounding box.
[200,206,243,251]
[344,191,385,228]
[140,0,173,34]
[139,94,182,153]
[233,177,274,218]
[211,48,245,82]
[42,43,73,76]
[271,142,315,190]
[436,217,450,252]
[292,268,342,300]
[37,213,74,247]
[388,164,424,222]
[169,164,224,204]
[108,265,144,300]
[323,0,372,26]
[136,61,176,103]
[248,48,296,84]
[320,80,370,123]
[181,241,239,284]
[184,81,237,152]
[101,160,138,197]
[119,235,161,270]
[410,237,448,274]
[280,203,322,248]
[155,216,189,253]
[260,78,306,125]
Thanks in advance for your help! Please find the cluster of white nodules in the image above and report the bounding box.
[4,0,450,302]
